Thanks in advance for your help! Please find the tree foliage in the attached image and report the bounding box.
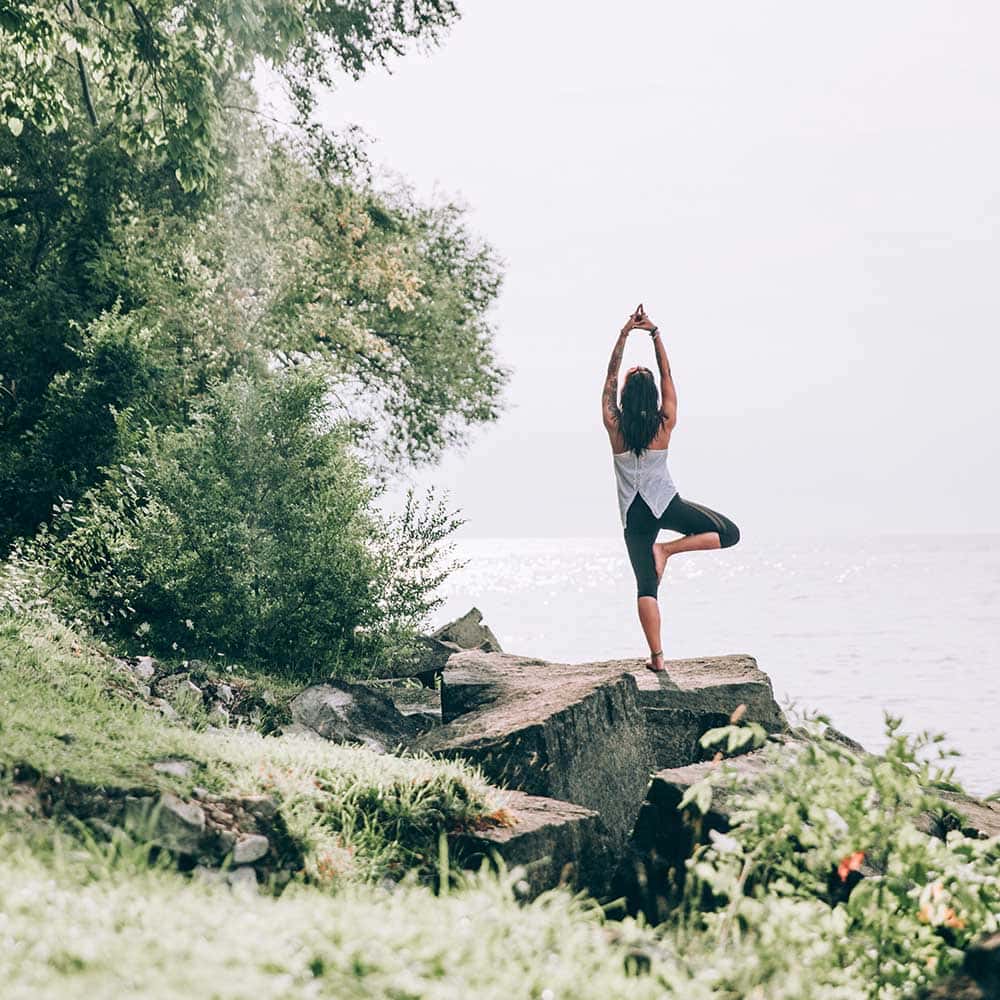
[0,0,458,190]
[0,3,507,551]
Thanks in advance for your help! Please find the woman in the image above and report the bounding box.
[601,304,741,673]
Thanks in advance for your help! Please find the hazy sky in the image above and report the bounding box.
[313,1,1000,538]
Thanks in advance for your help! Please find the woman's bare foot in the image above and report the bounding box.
[653,542,672,582]
[646,650,666,673]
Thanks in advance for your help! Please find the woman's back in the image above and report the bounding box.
[612,445,678,528]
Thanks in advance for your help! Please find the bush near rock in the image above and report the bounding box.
[615,736,1000,924]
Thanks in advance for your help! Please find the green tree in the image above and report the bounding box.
[1,0,458,191]
[0,3,507,549]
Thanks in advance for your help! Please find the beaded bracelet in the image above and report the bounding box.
[649,326,659,339]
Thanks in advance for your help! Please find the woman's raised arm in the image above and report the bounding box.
[634,308,677,427]
[602,312,637,429]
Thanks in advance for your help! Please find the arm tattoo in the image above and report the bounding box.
[602,334,626,420]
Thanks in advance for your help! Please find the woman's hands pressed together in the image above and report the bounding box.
[621,303,658,337]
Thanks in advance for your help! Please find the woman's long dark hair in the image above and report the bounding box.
[620,368,665,456]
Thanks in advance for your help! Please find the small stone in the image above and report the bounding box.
[132,656,157,681]
[156,673,204,711]
[240,796,278,823]
[157,793,206,853]
[216,830,237,853]
[226,866,258,891]
[149,698,178,720]
[127,793,205,854]
[216,683,235,705]
[232,834,269,865]
[207,702,230,727]
[153,759,194,778]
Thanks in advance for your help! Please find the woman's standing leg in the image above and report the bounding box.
[624,496,666,670]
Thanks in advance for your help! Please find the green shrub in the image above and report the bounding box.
[675,715,1000,998]
[2,369,462,678]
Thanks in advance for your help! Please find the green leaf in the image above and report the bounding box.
[699,725,731,749]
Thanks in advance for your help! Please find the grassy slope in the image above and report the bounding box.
[0,612,499,882]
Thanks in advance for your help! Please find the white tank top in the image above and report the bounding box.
[613,448,678,529]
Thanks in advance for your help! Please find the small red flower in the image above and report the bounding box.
[837,851,865,882]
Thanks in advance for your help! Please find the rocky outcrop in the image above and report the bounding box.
[289,682,422,752]
[455,789,612,899]
[418,650,789,860]
[581,653,788,768]
[415,650,655,855]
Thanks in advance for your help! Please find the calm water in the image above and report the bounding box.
[429,534,1000,796]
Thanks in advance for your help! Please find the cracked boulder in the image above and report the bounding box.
[430,607,502,653]
[415,649,655,856]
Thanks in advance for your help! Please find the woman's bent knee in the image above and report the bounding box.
[721,522,740,548]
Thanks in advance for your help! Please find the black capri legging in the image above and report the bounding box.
[625,493,740,599]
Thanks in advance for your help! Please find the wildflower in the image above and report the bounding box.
[837,851,865,882]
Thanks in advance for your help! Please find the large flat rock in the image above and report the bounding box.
[583,653,789,769]
[416,650,655,856]
[455,790,612,899]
